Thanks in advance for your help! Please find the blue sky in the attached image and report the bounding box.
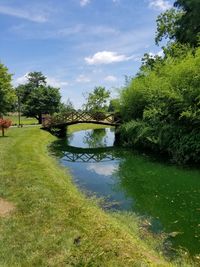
[0,0,173,107]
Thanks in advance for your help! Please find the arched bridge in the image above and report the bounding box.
[42,112,121,137]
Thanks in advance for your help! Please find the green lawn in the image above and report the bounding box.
[0,124,183,266]
[4,114,38,125]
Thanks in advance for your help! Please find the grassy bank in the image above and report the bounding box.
[0,125,182,266]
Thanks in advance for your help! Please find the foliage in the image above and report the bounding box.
[155,8,182,45]
[108,98,121,112]
[174,0,200,46]
[59,98,75,114]
[119,47,200,164]
[0,118,12,136]
[0,63,16,116]
[16,72,61,123]
[84,86,110,115]
[155,0,200,47]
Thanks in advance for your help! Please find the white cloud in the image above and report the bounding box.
[104,75,117,82]
[46,77,68,88]
[87,163,118,176]
[57,25,117,38]
[148,0,172,11]
[0,5,48,23]
[76,74,91,83]
[149,50,164,57]
[85,51,134,65]
[80,0,91,7]
[14,74,68,88]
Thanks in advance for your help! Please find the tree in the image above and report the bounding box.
[26,71,47,87]
[59,99,75,114]
[16,72,61,124]
[174,0,200,46]
[0,63,16,117]
[155,0,200,47]
[108,99,120,112]
[155,8,182,45]
[84,86,110,113]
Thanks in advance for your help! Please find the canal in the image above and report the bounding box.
[50,127,200,257]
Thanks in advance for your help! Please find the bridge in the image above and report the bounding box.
[42,112,121,137]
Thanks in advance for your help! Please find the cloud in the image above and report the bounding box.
[85,51,134,65]
[149,50,164,57]
[58,25,117,38]
[148,0,172,11]
[87,163,118,176]
[80,0,91,7]
[14,74,68,88]
[104,75,117,82]
[76,74,91,83]
[0,5,48,22]
[46,77,68,87]
[14,73,29,85]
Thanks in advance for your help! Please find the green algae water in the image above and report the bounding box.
[51,127,200,256]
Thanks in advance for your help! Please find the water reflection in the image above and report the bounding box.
[83,128,107,148]
[50,127,200,256]
[115,152,200,255]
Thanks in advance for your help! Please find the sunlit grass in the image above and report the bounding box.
[0,124,191,266]
[4,114,38,125]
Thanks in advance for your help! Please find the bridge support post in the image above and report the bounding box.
[57,125,67,138]
[114,126,121,146]
[49,125,67,138]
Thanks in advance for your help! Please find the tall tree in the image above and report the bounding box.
[26,72,47,87]
[0,63,16,117]
[155,0,200,47]
[16,72,61,124]
[174,0,200,46]
[84,86,110,113]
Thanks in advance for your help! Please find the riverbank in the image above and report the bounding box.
[0,125,190,266]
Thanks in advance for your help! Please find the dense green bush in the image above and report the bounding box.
[119,48,200,164]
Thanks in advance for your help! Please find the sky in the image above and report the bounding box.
[0,0,174,108]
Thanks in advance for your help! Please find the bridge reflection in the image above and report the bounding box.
[50,141,119,163]
[61,146,117,163]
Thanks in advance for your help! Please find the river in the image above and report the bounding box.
[50,127,200,257]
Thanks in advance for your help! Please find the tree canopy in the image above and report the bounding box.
[155,0,200,47]
[84,86,110,113]
[16,71,61,123]
[0,63,16,117]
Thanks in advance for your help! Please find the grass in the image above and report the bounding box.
[4,114,38,125]
[0,124,188,266]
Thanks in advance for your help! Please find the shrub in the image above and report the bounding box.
[0,118,12,136]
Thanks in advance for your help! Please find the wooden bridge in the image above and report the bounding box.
[42,112,121,137]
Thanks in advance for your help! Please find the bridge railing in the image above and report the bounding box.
[42,112,121,127]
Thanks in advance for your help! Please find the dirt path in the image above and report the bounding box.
[0,198,15,217]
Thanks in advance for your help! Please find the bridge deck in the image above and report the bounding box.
[42,112,121,128]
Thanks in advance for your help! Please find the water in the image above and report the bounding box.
[50,127,200,256]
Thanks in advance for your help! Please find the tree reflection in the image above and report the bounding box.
[83,128,107,148]
[115,152,200,255]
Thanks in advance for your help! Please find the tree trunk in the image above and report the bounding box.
[38,114,42,124]
[2,128,5,137]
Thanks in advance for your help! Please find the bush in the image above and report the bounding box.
[118,47,200,164]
